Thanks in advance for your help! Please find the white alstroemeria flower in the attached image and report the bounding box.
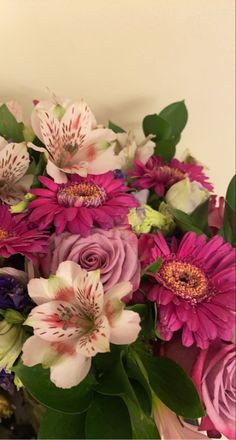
[113,131,155,171]
[0,137,33,205]
[29,97,117,183]
[165,178,209,215]
[22,261,141,389]
[153,396,207,439]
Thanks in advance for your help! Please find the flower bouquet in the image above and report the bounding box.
[0,96,235,440]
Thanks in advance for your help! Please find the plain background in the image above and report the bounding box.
[0,0,235,195]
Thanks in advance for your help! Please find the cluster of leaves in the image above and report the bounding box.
[14,334,204,439]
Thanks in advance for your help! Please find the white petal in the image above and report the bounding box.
[26,301,80,342]
[0,136,8,151]
[0,142,29,182]
[56,261,84,286]
[74,269,104,318]
[28,277,53,305]
[109,310,141,345]
[50,352,91,389]
[105,282,132,304]
[59,102,94,145]
[46,160,68,183]
[37,109,62,161]
[76,315,110,357]
[22,335,53,366]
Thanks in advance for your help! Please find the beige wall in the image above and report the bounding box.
[0,0,235,195]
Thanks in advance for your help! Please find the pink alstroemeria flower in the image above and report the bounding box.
[0,137,33,205]
[22,261,141,389]
[153,396,207,439]
[29,97,117,183]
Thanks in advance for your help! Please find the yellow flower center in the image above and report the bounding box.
[0,228,9,240]
[159,260,209,304]
[57,182,106,207]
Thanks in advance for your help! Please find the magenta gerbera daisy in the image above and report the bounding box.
[28,172,138,236]
[129,156,213,196]
[0,205,48,261]
[140,231,236,349]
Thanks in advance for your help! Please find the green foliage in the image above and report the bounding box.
[85,394,132,439]
[94,347,160,439]
[159,101,188,137]
[141,257,163,277]
[0,104,24,142]
[171,208,205,235]
[14,363,95,414]
[38,409,86,439]
[190,199,211,236]
[219,175,236,245]
[142,101,188,161]
[108,120,125,133]
[137,351,205,419]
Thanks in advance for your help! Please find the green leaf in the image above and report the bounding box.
[95,348,138,404]
[108,120,125,133]
[0,104,24,142]
[171,208,204,235]
[14,363,94,414]
[154,138,176,161]
[125,351,152,415]
[159,101,188,138]
[123,396,160,439]
[38,409,86,439]
[85,394,132,439]
[141,257,162,277]
[225,175,236,211]
[94,347,159,438]
[138,352,205,419]
[143,114,172,141]
[219,175,236,245]
[191,199,211,236]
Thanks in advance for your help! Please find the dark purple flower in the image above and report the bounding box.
[0,267,30,311]
[0,370,15,394]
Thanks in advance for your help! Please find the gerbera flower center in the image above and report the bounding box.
[0,228,9,240]
[155,165,185,185]
[57,182,106,208]
[159,260,209,304]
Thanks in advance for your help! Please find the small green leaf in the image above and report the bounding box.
[138,352,205,419]
[154,138,176,161]
[225,175,236,212]
[0,104,24,142]
[219,175,236,245]
[141,257,163,277]
[38,409,86,439]
[191,199,211,236]
[108,120,125,133]
[143,114,172,141]
[123,396,160,439]
[171,208,204,235]
[159,101,188,138]
[14,363,94,414]
[85,394,132,439]
[126,351,153,415]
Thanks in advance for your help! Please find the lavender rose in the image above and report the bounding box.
[192,341,236,440]
[39,228,140,292]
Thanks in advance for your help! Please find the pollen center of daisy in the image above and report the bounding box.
[160,260,209,304]
[0,228,9,240]
[156,166,184,185]
[57,182,106,208]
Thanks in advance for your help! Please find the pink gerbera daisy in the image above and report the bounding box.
[129,156,213,196]
[0,205,48,261]
[28,172,138,236]
[139,231,236,349]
